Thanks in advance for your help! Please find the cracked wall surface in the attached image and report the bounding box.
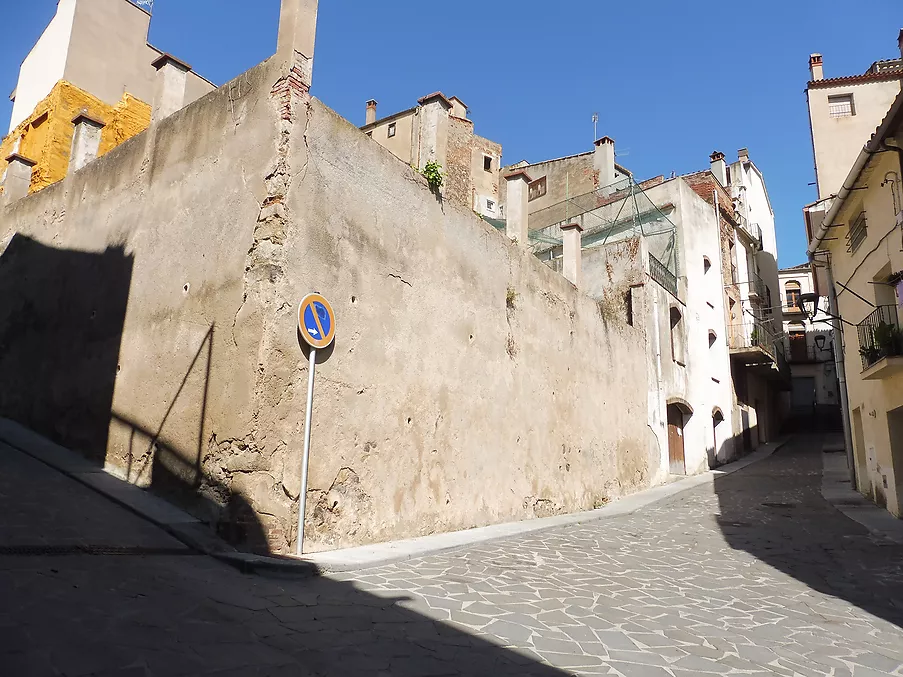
[0,53,660,554]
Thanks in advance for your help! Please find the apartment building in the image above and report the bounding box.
[778,264,840,422]
[807,63,903,516]
[806,33,903,200]
[360,94,502,218]
[0,0,213,199]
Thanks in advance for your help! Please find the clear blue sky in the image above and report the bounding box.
[2,0,902,267]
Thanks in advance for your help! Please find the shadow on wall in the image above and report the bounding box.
[0,234,132,460]
[0,234,269,553]
[714,433,903,629]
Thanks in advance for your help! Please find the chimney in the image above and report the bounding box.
[898,29,903,59]
[365,99,378,125]
[69,114,105,172]
[504,170,532,245]
[277,0,319,84]
[594,136,616,194]
[710,151,727,186]
[151,54,189,123]
[809,53,824,81]
[2,153,36,204]
[561,223,584,287]
[738,148,749,164]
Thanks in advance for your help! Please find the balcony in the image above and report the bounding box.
[857,305,903,379]
[729,319,776,363]
[746,272,766,304]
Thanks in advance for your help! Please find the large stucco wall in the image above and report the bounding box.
[0,56,658,553]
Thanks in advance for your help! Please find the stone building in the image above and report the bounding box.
[806,31,903,200]
[0,0,213,197]
[778,263,840,421]
[359,94,502,218]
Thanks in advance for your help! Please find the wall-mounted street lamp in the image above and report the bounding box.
[798,292,858,326]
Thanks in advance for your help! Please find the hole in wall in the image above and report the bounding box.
[183,283,190,294]
[351,296,357,304]
[406,417,412,425]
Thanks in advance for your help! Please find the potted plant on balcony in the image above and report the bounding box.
[874,321,902,358]
[860,343,881,365]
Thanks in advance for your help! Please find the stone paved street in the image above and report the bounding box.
[2,434,903,676]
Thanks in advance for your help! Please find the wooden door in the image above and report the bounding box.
[667,405,686,475]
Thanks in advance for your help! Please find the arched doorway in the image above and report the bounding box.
[666,399,693,475]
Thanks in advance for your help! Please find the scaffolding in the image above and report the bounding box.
[527,177,679,285]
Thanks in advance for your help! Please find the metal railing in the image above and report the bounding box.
[649,254,678,297]
[857,304,902,370]
[728,319,777,359]
[747,271,766,302]
[737,214,763,249]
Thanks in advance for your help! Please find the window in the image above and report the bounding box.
[485,199,496,212]
[703,256,712,274]
[387,122,396,138]
[708,330,718,348]
[828,94,855,118]
[483,155,493,172]
[785,280,801,310]
[847,211,867,253]
[625,289,634,327]
[528,176,547,202]
[670,306,686,365]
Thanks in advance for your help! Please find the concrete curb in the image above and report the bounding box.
[303,439,789,573]
[821,446,903,545]
[0,419,318,577]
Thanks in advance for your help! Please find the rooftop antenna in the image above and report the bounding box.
[592,112,599,141]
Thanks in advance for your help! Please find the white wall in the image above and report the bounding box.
[8,0,77,132]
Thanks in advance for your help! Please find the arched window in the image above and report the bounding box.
[708,330,718,348]
[785,280,801,311]
[703,256,712,274]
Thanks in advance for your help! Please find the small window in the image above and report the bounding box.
[847,211,867,253]
[703,256,712,273]
[483,155,493,172]
[670,306,686,365]
[708,330,718,348]
[828,94,855,118]
[625,289,634,327]
[387,122,396,138]
[486,199,496,212]
[785,280,801,310]
[528,176,547,201]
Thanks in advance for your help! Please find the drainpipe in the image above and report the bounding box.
[811,250,856,486]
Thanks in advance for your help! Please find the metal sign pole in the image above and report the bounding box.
[297,348,317,556]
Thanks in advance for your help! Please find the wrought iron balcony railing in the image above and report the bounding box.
[857,304,902,371]
[649,254,678,297]
[728,319,777,360]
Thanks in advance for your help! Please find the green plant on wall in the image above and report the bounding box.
[750,327,761,347]
[421,161,444,192]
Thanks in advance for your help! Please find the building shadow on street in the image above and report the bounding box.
[713,431,903,629]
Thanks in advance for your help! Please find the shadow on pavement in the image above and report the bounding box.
[714,432,903,628]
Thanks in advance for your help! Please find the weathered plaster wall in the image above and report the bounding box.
[0,56,659,553]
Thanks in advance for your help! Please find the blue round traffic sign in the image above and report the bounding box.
[298,293,336,349]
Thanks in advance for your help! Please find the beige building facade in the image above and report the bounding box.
[808,86,903,517]
[360,94,502,218]
[806,32,903,200]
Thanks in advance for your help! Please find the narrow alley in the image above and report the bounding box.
[2,434,902,676]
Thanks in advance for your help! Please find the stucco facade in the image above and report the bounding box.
[808,88,903,517]
[778,264,839,414]
[806,38,903,200]
[0,47,668,554]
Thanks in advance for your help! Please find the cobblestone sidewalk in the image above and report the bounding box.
[2,435,902,676]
